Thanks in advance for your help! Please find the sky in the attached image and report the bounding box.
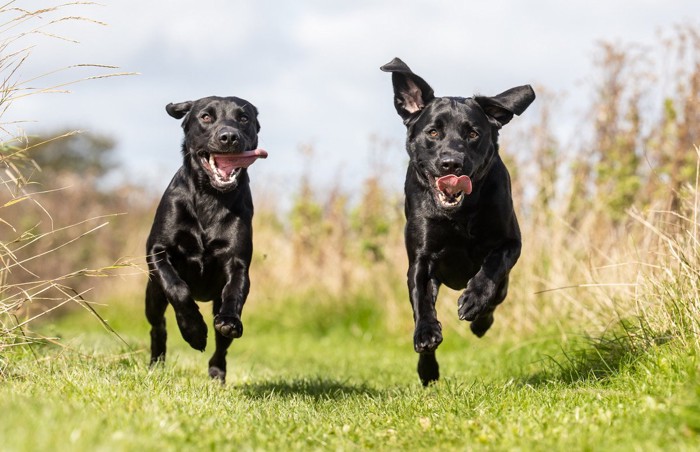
[4,0,700,205]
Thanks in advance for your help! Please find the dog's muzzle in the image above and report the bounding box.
[198,149,268,191]
[433,174,472,208]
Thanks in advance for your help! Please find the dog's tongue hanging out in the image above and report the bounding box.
[213,149,268,175]
[436,174,472,196]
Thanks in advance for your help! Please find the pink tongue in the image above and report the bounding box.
[213,149,268,174]
[436,174,472,195]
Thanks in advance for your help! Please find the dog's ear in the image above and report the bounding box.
[380,57,435,122]
[475,85,535,128]
[165,101,193,120]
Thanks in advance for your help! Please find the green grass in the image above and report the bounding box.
[1,295,700,451]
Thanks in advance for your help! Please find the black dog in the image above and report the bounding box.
[381,58,535,386]
[145,96,267,381]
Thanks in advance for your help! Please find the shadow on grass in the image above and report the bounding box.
[523,318,673,386]
[240,377,379,400]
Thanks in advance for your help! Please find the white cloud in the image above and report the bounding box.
[2,0,698,202]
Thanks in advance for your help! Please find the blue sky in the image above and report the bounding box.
[4,1,699,205]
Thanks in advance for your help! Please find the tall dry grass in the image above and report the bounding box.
[0,2,134,371]
[489,27,700,342]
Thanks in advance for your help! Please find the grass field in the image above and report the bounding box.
[2,290,699,451]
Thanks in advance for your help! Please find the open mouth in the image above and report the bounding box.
[432,174,472,208]
[198,149,268,190]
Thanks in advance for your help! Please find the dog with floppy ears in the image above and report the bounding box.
[145,96,267,382]
[381,58,535,386]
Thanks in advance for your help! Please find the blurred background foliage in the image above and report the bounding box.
[2,20,700,349]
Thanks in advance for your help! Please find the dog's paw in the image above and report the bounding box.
[214,315,243,339]
[469,312,495,337]
[417,352,440,386]
[208,366,226,383]
[413,320,442,353]
[457,275,497,322]
[149,353,166,367]
[175,310,208,351]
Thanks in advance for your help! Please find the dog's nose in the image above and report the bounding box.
[439,157,462,174]
[218,130,239,145]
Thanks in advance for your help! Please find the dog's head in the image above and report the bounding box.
[166,96,266,193]
[381,58,535,210]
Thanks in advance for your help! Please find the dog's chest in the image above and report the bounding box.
[171,209,240,285]
[173,228,217,265]
[434,240,485,289]
[170,233,230,302]
[420,218,490,289]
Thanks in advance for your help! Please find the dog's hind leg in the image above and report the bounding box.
[145,279,168,365]
[469,275,509,337]
[209,297,234,382]
[417,351,440,387]
[209,331,233,383]
[458,239,520,325]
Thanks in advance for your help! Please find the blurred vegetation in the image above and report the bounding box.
[28,131,117,178]
[499,25,700,341]
[2,15,700,371]
[0,2,134,363]
[2,129,151,289]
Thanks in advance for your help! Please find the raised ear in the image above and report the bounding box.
[475,85,536,127]
[165,101,193,119]
[380,57,435,122]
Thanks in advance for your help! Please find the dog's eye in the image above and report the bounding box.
[427,129,439,138]
[468,131,479,140]
[200,113,212,123]
[239,115,249,123]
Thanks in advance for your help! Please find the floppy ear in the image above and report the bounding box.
[165,101,193,119]
[475,85,536,127]
[380,57,435,122]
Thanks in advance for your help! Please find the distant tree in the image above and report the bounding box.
[26,130,117,181]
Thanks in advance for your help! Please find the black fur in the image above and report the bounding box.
[145,96,261,382]
[381,58,535,386]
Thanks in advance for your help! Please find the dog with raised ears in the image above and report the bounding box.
[380,58,535,386]
[145,95,267,382]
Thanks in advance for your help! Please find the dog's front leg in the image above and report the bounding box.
[457,239,521,336]
[408,257,442,385]
[408,257,442,352]
[148,247,207,351]
[214,256,250,339]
